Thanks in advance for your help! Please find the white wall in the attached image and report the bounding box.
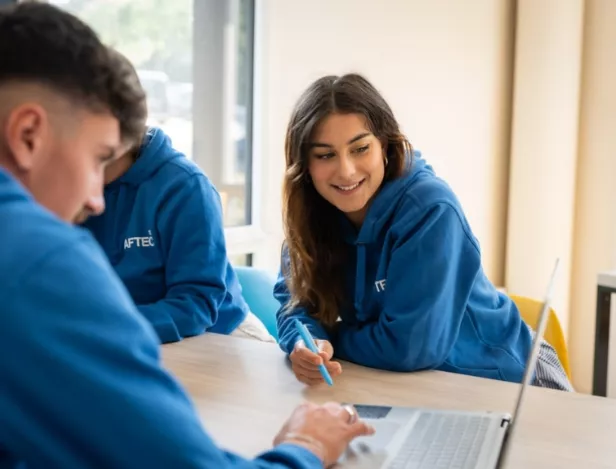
[505,0,584,337]
[254,0,515,284]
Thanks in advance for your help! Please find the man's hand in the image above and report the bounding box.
[274,402,374,467]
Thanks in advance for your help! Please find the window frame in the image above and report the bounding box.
[221,0,271,265]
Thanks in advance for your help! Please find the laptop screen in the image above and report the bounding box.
[498,258,560,467]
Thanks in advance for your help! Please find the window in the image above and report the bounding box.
[229,253,253,268]
[51,0,260,249]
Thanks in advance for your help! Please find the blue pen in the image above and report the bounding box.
[294,319,334,386]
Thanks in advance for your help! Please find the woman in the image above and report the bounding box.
[274,73,572,391]
[82,126,274,344]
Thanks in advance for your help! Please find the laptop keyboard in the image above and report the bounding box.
[388,412,492,469]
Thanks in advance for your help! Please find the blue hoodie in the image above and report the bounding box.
[0,169,319,469]
[275,152,533,384]
[83,127,248,343]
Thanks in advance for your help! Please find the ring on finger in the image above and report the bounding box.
[341,403,357,424]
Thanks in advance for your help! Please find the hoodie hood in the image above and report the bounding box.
[340,150,434,244]
[361,150,433,242]
[342,150,435,314]
[106,127,183,190]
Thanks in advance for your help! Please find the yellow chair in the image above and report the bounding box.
[509,294,572,381]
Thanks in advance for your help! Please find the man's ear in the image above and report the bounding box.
[4,103,48,172]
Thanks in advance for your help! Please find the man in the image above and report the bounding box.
[0,3,372,469]
[80,125,274,344]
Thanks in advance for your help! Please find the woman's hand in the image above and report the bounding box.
[289,339,343,385]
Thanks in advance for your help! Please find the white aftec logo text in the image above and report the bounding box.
[124,230,155,249]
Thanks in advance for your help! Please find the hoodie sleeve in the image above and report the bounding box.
[137,174,246,343]
[274,246,331,354]
[224,445,323,469]
[0,235,322,469]
[333,203,481,371]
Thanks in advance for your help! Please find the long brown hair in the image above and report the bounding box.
[282,73,412,326]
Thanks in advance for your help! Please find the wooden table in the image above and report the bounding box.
[162,334,616,468]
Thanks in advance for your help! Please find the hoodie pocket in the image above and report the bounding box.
[442,362,505,382]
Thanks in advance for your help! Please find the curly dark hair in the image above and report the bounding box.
[0,2,147,145]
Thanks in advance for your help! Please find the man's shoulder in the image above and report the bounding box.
[0,192,152,342]
[0,193,96,290]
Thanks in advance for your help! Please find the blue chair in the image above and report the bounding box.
[234,266,279,341]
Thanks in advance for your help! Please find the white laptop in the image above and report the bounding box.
[338,259,561,469]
